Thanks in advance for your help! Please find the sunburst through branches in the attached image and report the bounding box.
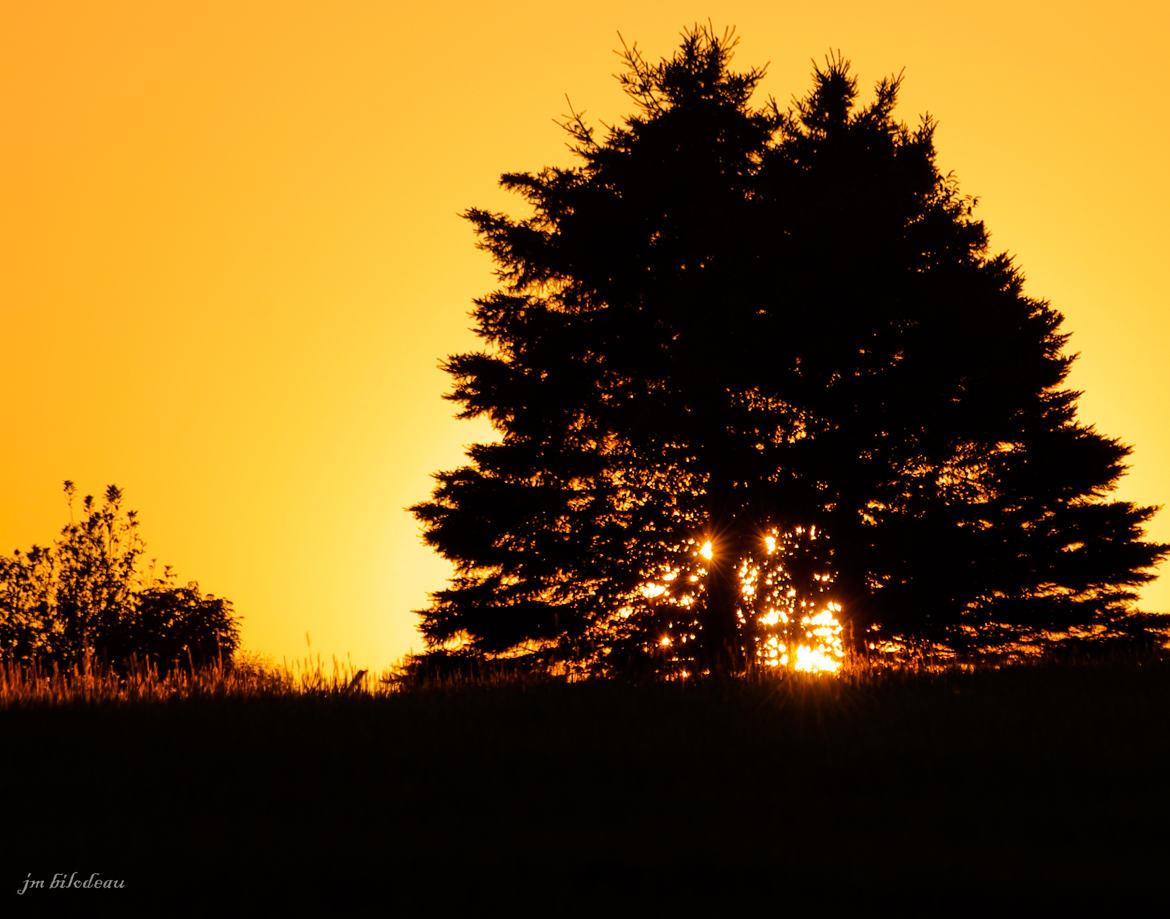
[644,526,845,675]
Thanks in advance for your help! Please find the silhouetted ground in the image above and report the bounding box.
[4,660,1169,910]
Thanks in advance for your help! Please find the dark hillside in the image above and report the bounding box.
[5,661,1168,908]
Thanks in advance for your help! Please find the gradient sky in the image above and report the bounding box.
[3,1,1167,672]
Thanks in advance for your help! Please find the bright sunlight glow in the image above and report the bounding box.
[641,528,846,674]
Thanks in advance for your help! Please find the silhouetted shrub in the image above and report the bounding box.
[0,482,239,673]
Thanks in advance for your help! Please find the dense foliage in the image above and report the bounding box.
[411,27,1166,676]
[0,482,239,673]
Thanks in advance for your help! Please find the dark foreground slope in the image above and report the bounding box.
[4,661,1169,909]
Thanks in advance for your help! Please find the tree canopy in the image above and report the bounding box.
[410,26,1167,678]
[0,482,239,673]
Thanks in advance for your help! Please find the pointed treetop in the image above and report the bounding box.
[616,23,766,117]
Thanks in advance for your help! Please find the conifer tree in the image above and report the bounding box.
[411,26,1166,676]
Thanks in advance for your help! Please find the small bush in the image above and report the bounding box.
[0,481,240,674]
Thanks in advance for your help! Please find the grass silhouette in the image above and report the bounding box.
[3,652,1167,907]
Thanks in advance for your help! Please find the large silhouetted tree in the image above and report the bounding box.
[411,26,1166,677]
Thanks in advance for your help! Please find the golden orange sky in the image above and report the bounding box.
[3,1,1168,671]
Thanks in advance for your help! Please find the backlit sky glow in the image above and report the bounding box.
[3,2,1167,669]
